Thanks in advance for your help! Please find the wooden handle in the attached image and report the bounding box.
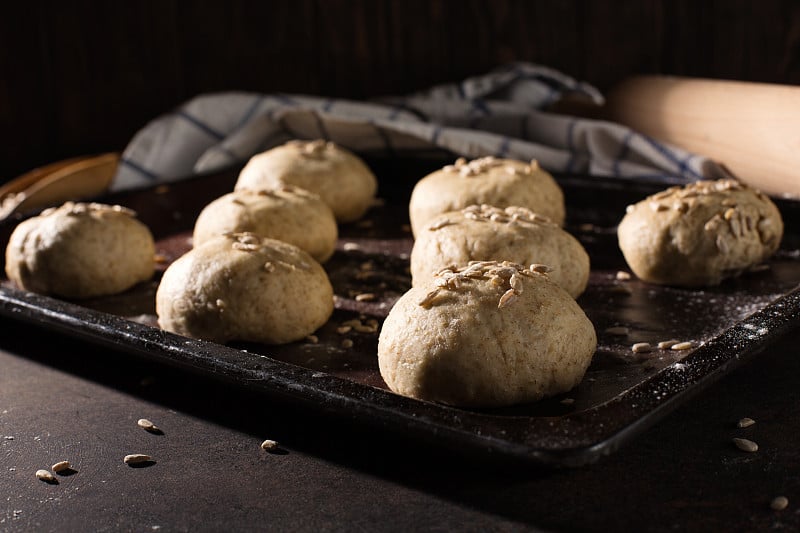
[0,153,119,219]
[604,76,800,198]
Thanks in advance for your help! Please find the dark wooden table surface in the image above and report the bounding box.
[1,313,798,532]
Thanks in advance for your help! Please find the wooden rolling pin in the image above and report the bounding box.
[604,76,800,198]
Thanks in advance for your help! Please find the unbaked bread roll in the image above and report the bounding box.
[156,232,333,344]
[378,261,596,407]
[235,140,377,223]
[5,202,155,299]
[410,205,590,297]
[193,186,337,263]
[408,156,565,236]
[618,179,783,287]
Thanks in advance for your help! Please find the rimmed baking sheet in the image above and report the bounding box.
[1,157,799,466]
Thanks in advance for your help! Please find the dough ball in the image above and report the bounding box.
[378,261,597,407]
[193,186,337,263]
[235,140,377,223]
[411,205,590,298]
[408,156,565,236]
[5,202,155,299]
[618,179,784,287]
[156,232,333,344]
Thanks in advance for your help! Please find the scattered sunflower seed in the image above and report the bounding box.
[341,339,354,349]
[632,342,652,354]
[35,469,55,482]
[123,454,152,465]
[51,461,71,473]
[354,293,376,302]
[137,418,160,433]
[732,437,758,453]
[260,439,279,451]
[670,341,693,351]
[560,398,575,405]
[657,339,681,349]
[305,335,319,344]
[770,496,789,511]
[342,242,361,251]
[615,271,632,281]
[336,326,352,335]
[737,417,756,428]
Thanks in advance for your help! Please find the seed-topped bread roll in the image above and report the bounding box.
[408,156,565,236]
[193,186,337,263]
[618,179,783,287]
[235,140,377,223]
[411,205,590,297]
[5,202,155,299]
[378,261,597,407]
[156,232,333,344]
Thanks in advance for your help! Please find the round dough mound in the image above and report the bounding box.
[618,179,784,287]
[235,140,377,223]
[411,205,590,297]
[193,186,338,263]
[408,156,565,236]
[5,202,155,299]
[156,232,333,344]
[378,261,597,407]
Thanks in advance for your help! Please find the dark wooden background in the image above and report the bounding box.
[3,0,800,181]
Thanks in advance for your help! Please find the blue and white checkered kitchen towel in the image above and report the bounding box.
[112,62,730,191]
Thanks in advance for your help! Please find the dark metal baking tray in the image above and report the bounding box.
[2,157,799,467]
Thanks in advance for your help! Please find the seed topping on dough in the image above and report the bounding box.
[441,156,539,178]
[431,205,556,229]
[227,232,263,252]
[417,260,550,309]
[43,201,137,218]
[222,233,314,272]
[287,139,332,159]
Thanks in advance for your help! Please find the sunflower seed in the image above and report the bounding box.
[770,496,789,511]
[123,454,152,465]
[670,341,693,351]
[498,289,518,308]
[657,339,681,349]
[51,461,71,473]
[632,342,652,354]
[35,469,55,482]
[732,437,758,453]
[137,418,160,433]
[737,417,756,428]
[260,439,279,451]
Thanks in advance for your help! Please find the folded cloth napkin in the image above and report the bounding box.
[112,62,730,192]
